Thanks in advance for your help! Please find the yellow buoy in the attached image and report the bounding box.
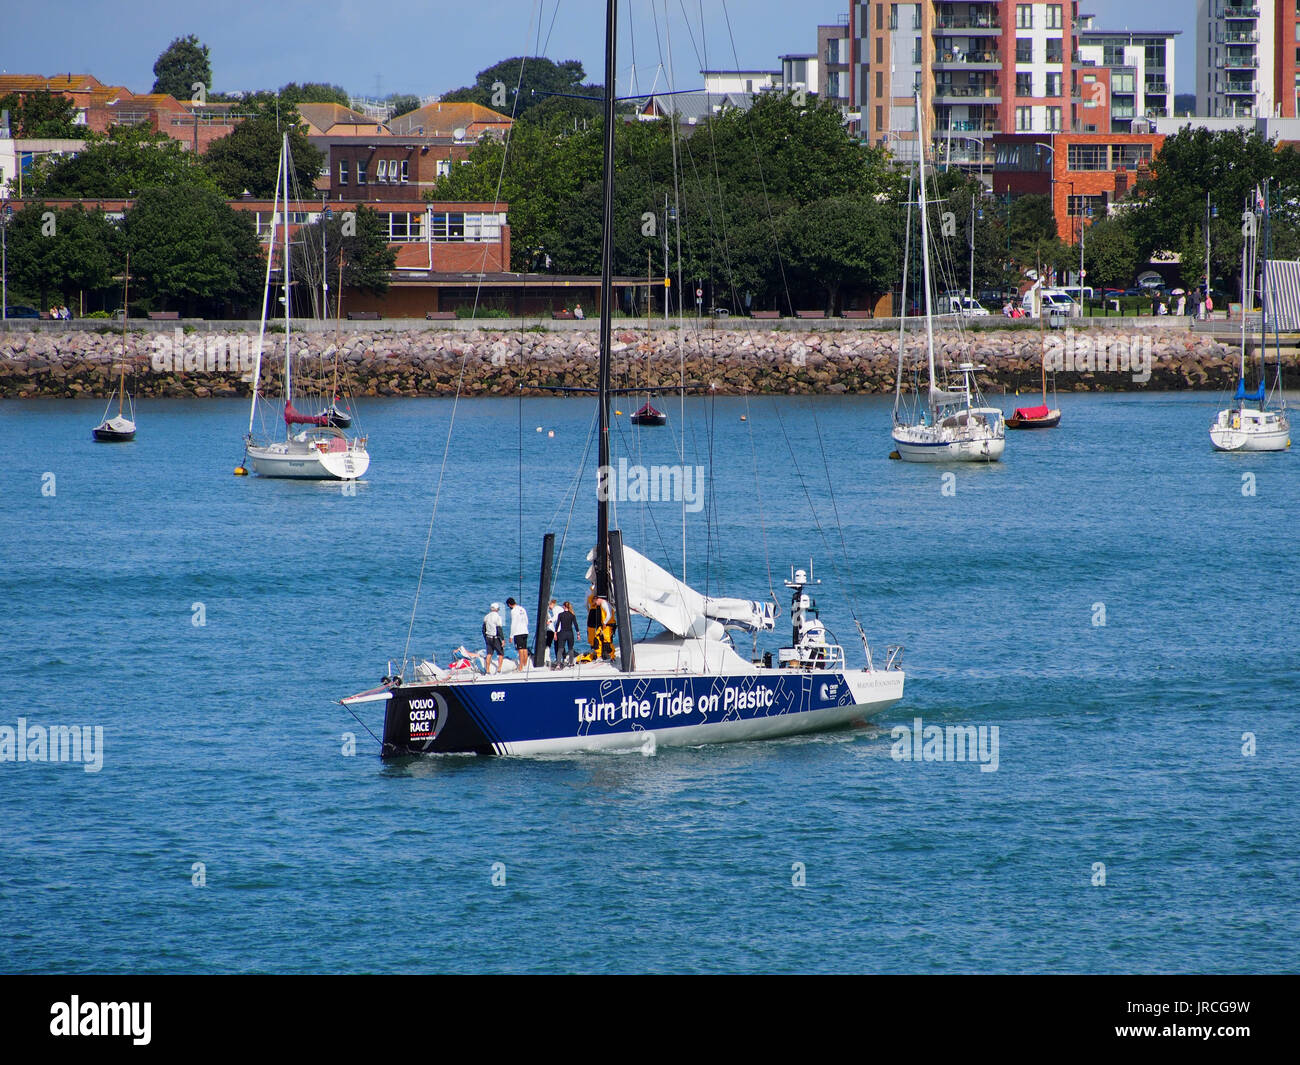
[615,410,623,416]
[888,450,901,460]
[234,466,248,476]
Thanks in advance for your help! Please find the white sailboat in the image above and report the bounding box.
[891,95,1005,463]
[242,134,369,480]
[92,258,136,443]
[1210,185,1290,453]
[341,1,905,757]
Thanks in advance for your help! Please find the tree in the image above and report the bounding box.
[279,82,350,106]
[0,91,80,138]
[442,57,600,122]
[290,204,396,316]
[122,186,262,316]
[2,203,118,310]
[1081,214,1140,288]
[202,102,324,198]
[24,125,217,198]
[780,197,898,313]
[387,94,421,119]
[152,34,212,100]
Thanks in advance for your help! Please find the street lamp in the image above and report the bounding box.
[1204,191,1219,319]
[0,203,10,320]
[1033,140,1057,239]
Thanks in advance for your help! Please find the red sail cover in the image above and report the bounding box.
[1012,405,1050,420]
[284,401,329,427]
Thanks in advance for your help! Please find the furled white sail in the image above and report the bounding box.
[929,386,968,407]
[587,545,775,637]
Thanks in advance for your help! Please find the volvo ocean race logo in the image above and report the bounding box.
[407,692,449,748]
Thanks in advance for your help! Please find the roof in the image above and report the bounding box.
[298,102,389,136]
[637,91,755,122]
[0,73,105,94]
[387,101,513,138]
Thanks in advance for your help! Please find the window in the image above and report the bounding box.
[1016,72,1033,96]
[1047,106,1062,130]
[887,4,895,31]
[436,158,451,178]
[337,160,348,185]
[356,160,367,184]
[400,159,409,183]
[376,159,388,183]
[913,37,922,65]
[1046,38,1063,63]
[876,37,883,64]
[1046,72,1062,96]
[1016,38,1033,63]
[1068,194,1107,217]
[1068,144,1108,170]
[1016,4,1032,29]
[1047,5,1062,30]
[1016,106,1032,131]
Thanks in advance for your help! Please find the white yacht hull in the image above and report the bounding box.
[1209,408,1290,452]
[247,439,370,479]
[892,428,1006,463]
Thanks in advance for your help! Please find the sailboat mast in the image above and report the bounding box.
[914,94,939,409]
[119,255,129,417]
[594,0,618,599]
[893,171,913,420]
[282,135,293,429]
[248,137,282,436]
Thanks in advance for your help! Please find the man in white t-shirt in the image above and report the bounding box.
[482,602,505,674]
[506,597,530,670]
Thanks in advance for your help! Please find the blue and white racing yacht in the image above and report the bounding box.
[341,0,905,757]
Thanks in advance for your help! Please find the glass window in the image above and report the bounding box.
[338,160,348,185]
[1016,5,1032,29]
[1047,73,1062,96]
[357,160,367,184]
[1047,5,1062,30]
[1047,106,1062,131]
[1016,106,1032,131]
[1016,38,1033,63]
[400,159,409,183]
[1046,39,1063,64]
[1016,72,1033,96]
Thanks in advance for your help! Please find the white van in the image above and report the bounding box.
[1021,288,1077,318]
[945,295,990,317]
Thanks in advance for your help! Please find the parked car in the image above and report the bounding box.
[3,304,40,319]
[1021,288,1077,318]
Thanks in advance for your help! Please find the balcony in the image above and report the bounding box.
[1221,55,1259,69]
[934,48,1000,69]
[1145,82,1170,95]
[934,81,1001,101]
[934,11,1001,34]
[1218,30,1259,43]
[1222,5,1260,17]
[1222,80,1258,95]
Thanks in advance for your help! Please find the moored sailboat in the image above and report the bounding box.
[891,95,1005,463]
[1006,280,1061,430]
[1210,185,1290,453]
[242,135,370,480]
[93,258,136,443]
[341,1,905,757]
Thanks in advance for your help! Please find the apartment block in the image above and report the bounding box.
[1077,21,1180,130]
[1197,0,1300,118]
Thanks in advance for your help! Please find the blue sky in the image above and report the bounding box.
[0,0,1195,100]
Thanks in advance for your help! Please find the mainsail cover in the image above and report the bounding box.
[587,545,775,636]
[284,401,329,426]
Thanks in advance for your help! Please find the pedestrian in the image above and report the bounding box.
[545,597,558,666]
[506,596,530,670]
[1177,293,1186,317]
[482,601,505,674]
[555,600,577,668]
[573,302,585,320]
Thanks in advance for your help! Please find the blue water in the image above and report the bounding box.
[1,392,1296,973]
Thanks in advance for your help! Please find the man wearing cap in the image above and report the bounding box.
[482,602,505,674]
[506,597,530,671]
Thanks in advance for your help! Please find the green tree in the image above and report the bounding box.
[290,204,396,316]
[780,197,898,313]
[278,82,350,106]
[2,203,118,310]
[387,94,421,118]
[202,102,324,198]
[151,34,212,100]
[122,186,262,316]
[0,91,80,138]
[442,56,599,122]
[24,125,217,198]
[1080,214,1141,288]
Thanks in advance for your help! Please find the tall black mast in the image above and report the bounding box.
[594,0,618,599]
